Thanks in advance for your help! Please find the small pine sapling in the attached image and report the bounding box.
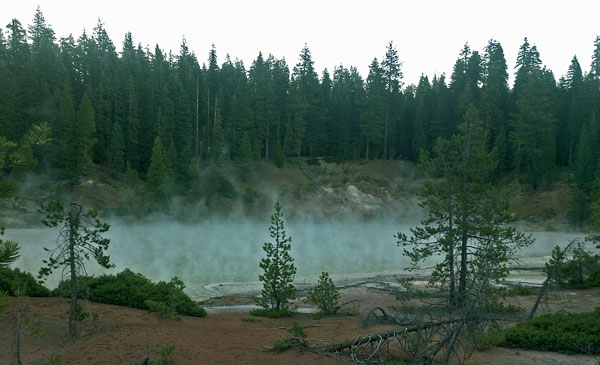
[305,272,340,315]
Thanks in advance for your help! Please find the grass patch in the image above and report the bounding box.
[241,316,261,323]
[249,308,295,318]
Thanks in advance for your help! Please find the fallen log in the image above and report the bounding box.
[314,319,458,353]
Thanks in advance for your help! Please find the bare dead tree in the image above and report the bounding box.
[528,238,579,320]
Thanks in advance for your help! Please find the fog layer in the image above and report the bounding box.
[4,219,589,299]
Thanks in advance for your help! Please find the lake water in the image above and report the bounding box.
[4,220,590,299]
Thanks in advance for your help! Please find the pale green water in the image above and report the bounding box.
[4,221,589,300]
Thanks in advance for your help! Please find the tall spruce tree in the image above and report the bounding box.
[570,115,600,225]
[381,41,403,159]
[510,39,557,188]
[145,136,169,201]
[481,39,510,173]
[108,122,125,172]
[360,58,386,160]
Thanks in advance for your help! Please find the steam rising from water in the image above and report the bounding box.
[4,219,590,299]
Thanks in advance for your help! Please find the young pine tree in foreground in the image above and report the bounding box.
[38,201,112,337]
[257,202,296,313]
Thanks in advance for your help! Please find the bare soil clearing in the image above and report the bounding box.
[1,284,598,364]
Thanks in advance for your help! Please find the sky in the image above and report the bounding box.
[2,0,599,86]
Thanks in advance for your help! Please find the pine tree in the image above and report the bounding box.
[38,201,112,337]
[56,88,76,169]
[305,272,340,315]
[557,56,584,166]
[397,105,533,305]
[360,58,386,160]
[412,75,433,158]
[481,39,510,172]
[510,69,557,189]
[381,41,403,159]
[145,136,168,201]
[236,131,254,176]
[569,115,600,225]
[74,91,97,170]
[257,202,296,312]
[291,45,324,156]
[108,122,125,172]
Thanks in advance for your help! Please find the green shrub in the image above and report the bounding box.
[144,299,180,320]
[0,178,18,198]
[304,272,340,315]
[306,158,320,166]
[203,167,237,200]
[55,269,206,317]
[273,338,292,351]
[249,307,295,318]
[0,267,51,297]
[474,327,505,350]
[0,290,8,315]
[509,286,538,296]
[501,308,600,354]
[289,322,307,338]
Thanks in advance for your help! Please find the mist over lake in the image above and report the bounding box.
[4,219,589,299]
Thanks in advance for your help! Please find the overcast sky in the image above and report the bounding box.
[2,0,599,86]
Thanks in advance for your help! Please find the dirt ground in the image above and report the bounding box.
[1,285,599,365]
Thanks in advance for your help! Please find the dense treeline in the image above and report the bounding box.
[1,9,600,224]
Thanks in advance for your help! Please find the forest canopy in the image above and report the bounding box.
[1,8,600,222]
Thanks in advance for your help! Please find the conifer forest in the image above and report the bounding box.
[1,9,599,224]
[1,7,600,365]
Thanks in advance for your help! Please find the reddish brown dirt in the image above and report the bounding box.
[0,287,598,364]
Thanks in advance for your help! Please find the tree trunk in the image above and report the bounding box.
[16,284,22,365]
[528,239,578,320]
[447,204,455,305]
[384,107,390,160]
[69,215,77,337]
[195,77,199,158]
[458,233,468,304]
[316,319,458,353]
[265,122,270,160]
[448,245,455,306]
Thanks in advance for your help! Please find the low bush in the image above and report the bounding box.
[501,308,600,354]
[508,286,538,296]
[249,307,295,318]
[273,338,292,351]
[55,269,206,317]
[0,267,51,297]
